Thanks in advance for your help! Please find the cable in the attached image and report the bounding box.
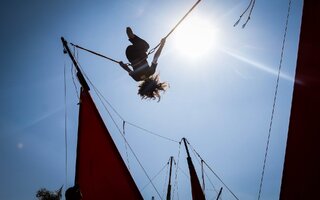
[141,162,169,191]
[188,142,239,200]
[71,47,80,100]
[63,61,68,188]
[71,43,121,64]
[257,0,291,199]
[125,121,180,144]
[172,141,182,200]
[123,121,130,171]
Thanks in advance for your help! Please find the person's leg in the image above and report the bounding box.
[126,36,150,63]
[126,28,149,52]
[126,27,135,39]
[129,35,150,52]
[125,27,150,64]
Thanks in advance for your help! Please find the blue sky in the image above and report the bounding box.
[0,0,303,199]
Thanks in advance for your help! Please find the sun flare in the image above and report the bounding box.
[173,15,218,60]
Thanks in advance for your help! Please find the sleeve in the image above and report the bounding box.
[150,62,158,74]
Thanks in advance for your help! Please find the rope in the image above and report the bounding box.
[148,0,202,54]
[125,121,180,144]
[63,61,68,188]
[123,121,130,171]
[71,47,80,100]
[141,161,169,191]
[234,0,256,28]
[172,142,182,200]
[71,43,121,64]
[257,0,291,199]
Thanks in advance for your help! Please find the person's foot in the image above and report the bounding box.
[126,27,135,39]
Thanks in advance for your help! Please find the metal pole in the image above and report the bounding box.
[166,156,174,200]
[61,37,90,91]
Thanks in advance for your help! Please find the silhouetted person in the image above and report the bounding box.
[119,27,168,101]
[65,185,82,200]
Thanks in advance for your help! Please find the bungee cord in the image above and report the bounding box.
[71,43,122,64]
[148,0,202,55]
[71,0,202,65]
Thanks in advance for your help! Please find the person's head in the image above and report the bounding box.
[65,185,82,200]
[138,74,168,101]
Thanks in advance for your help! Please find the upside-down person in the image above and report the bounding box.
[119,27,168,101]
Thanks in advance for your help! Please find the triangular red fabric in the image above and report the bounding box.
[187,157,206,200]
[75,88,143,200]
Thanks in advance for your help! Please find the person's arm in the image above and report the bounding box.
[119,61,132,73]
[152,38,166,64]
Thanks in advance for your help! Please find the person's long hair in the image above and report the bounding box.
[138,74,168,101]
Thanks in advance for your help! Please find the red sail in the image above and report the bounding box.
[280,0,320,199]
[75,88,143,200]
[187,157,206,200]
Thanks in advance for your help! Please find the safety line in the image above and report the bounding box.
[172,142,182,200]
[125,121,180,143]
[63,61,68,188]
[141,162,169,191]
[257,0,291,199]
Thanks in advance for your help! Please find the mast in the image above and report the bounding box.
[280,0,320,199]
[216,187,223,200]
[166,156,174,200]
[183,138,206,200]
[61,37,90,91]
[61,37,143,199]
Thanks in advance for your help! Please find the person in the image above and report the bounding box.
[65,185,82,200]
[119,27,168,101]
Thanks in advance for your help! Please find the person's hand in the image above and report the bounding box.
[119,61,127,67]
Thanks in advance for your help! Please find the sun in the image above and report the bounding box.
[172,15,218,60]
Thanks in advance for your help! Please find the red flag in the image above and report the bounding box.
[75,88,143,200]
[187,157,206,200]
